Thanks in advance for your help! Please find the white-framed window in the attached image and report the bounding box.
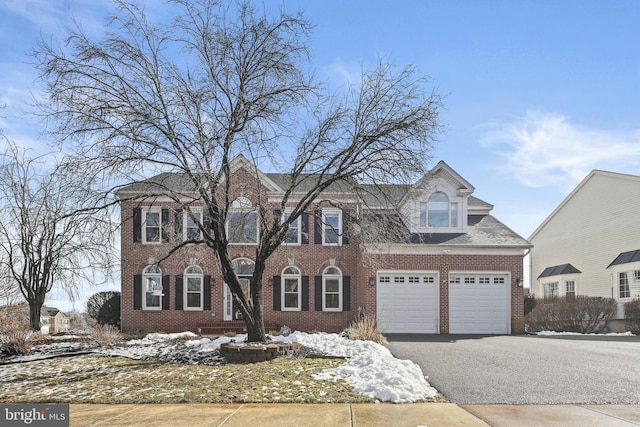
[142,208,162,244]
[227,198,259,244]
[282,266,301,311]
[544,282,559,300]
[143,265,162,310]
[493,277,505,284]
[184,209,203,241]
[620,272,630,298]
[323,266,342,311]
[565,280,576,299]
[184,265,203,310]
[421,192,458,228]
[322,209,342,246]
[283,212,301,245]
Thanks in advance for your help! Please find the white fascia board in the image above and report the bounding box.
[362,244,530,256]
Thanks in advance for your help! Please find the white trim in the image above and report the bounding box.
[362,244,530,256]
[322,266,343,311]
[142,265,162,311]
[281,211,302,246]
[183,208,203,241]
[183,265,204,311]
[281,266,302,311]
[322,208,343,246]
[141,207,162,244]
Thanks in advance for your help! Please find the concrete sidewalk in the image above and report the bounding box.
[69,403,640,426]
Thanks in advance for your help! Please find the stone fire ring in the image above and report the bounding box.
[220,341,302,363]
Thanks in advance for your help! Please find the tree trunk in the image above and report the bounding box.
[28,300,42,332]
[245,303,266,342]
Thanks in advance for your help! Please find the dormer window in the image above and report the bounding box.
[420,192,458,228]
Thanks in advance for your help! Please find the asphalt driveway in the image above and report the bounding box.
[386,334,640,404]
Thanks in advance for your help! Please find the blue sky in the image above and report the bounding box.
[1,1,639,309]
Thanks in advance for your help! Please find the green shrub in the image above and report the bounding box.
[624,299,640,334]
[525,296,617,333]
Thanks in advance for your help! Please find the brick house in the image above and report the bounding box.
[117,156,531,335]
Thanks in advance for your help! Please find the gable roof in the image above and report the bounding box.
[529,170,640,240]
[607,249,640,268]
[537,263,581,279]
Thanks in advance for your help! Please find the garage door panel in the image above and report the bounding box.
[377,277,438,334]
[449,279,510,334]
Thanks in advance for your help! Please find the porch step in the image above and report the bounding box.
[196,321,280,336]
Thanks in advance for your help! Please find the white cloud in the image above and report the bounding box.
[481,110,640,190]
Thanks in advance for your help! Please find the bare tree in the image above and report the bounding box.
[35,0,442,341]
[0,143,115,330]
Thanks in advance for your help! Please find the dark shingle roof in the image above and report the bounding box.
[359,214,531,248]
[537,264,581,279]
[608,249,640,268]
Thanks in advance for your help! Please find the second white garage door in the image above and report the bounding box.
[449,273,510,334]
[377,273,439,333]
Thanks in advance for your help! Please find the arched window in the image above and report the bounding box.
[322,266,342,311]
[421,192,458,228]
[282,266,301,311]
[143,265,162,310]
[184,266,203,310]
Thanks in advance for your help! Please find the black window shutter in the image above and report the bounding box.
[273,276,281,311]
[313,210,322,244]
[162,275,170,310]
[133,208,142,243]
[302,276,309,311]
[161,208,170,243]
[175,275,183,310]
[314,276,323,311]
[301,212,309,244]
[133,275,142,310]
[273,209,281,223]
[203,208,212,235]
[174,209,183,243]
[342,210,350,245]
[343,276,351,311]
[204,276,212,310]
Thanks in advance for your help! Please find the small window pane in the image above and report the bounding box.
[283,266,300,275]
[325,294,340,309]
[325,279,339,293]
[187,293,201,307]
[187,277,202,292]
[284,293,299,308]
[284,278,299,293]
[324,212,341,244]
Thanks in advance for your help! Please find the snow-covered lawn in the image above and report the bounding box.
[0,331,438,404]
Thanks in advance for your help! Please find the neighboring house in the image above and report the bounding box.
[529,170,640,329]
[117,157,531,335]
[40,307,70,334]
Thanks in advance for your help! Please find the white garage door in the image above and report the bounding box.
[449,274,510,334]
[377,273,439,333]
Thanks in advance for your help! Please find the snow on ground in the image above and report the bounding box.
[536,330,635,336]
[1,331,437,403]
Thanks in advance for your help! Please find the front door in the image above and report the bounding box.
[223,278,250,320]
